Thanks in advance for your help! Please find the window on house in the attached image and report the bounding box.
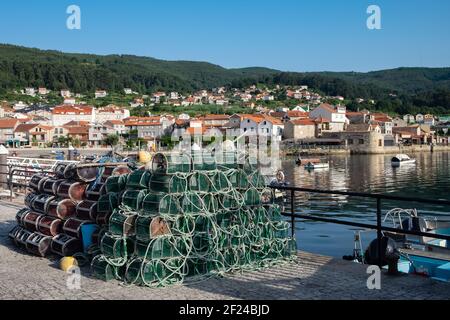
[348,139,353,145]
[359,139,364,144]
[54,128,58,134]
[378,139,382,147]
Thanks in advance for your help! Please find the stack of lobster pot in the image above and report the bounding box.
[9,162,132,258]
[91,152,297,287]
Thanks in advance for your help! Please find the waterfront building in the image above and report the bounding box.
[96,105,130,123]
[51,105,95,126]
[104,120,126,135]
[310,103,349,132]
[283,119,317,140]
[13,123,39,147]
[29,124,54,147]
[0,119,20,146]
[340,124,385,153]
[88,123,116,147]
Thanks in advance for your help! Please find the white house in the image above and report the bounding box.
[88,123,116,147]
[38,87,49,95]
[104,120,126,135]
[415,114,424,123]
[96,105,131,123]
[424,114,435,126]
[60,89,71,98]
[309,103,348,132]
[169,92,180,100]
[51,105,95,126]
[13,101,28,110]
[124,88,133,95]
[25,88,36,96]
[240,114,284,141]
[403,114,415,124]
[95,90,108,99]
[292,105,309,112]
[63,97,76,105]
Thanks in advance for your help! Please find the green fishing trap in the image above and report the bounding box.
[253,207,268,224]
[248,171,266,189]
[97,193,120,213]
[226,169,249,190]
[272,221,289,239]
[91,255,120,282]
[192,152,217,171]
[215,210,232,230]
[220,193,242,210]
[283,238,297,257]
[211,171,229,192]
[192,231,218,255]
[158,194,181,215]
[171,215,196,236]
[124,258,144,285]
[149,173,187,194]
[126,170,151,189]
[109,210,137,236]
[266,205,282,221]
[152,153,191,175]
[243,187,262,206]
[105,175,128,193]
[181,192,205,214]
[135,236,190,260]
[135,216,171,242]
[141,192,167,215]
[201,193,219,213]
[188,172,212,193]
[186,258,208,277]
[139,258,185,287]
[121,189,147,211]
[193,215,214,233]
[100,233,133,264]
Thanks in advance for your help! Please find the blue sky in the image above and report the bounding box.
[0,0,449,72]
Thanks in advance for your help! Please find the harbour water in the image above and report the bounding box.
[282,151,450,258]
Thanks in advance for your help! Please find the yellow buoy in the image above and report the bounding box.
[139,151,152,164]
[60,256,78,272]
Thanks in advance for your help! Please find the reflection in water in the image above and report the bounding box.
[282,152,450,257]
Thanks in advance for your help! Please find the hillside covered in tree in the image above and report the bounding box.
[0,44,449,114]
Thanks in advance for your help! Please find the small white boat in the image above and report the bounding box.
[391,154,416,167]
[304,162,329,170]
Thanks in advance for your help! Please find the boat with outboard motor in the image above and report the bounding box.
[344,208,450,282]
[304,162,330,170]
[391,154,416,167]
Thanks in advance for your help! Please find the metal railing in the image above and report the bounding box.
[0,163,53,201]
[270,185,450,267]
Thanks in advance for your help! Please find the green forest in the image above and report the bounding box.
[0,44,449,115]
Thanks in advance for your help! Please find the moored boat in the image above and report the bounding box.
[344,208,450,282]
[304,162,329,170]
[391,154,416,167]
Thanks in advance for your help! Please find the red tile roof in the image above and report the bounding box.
[14,123,39,133]
[63,121,90,127]
[52,105,93,115]
[0,119,19,129]
[290,119,316,126]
